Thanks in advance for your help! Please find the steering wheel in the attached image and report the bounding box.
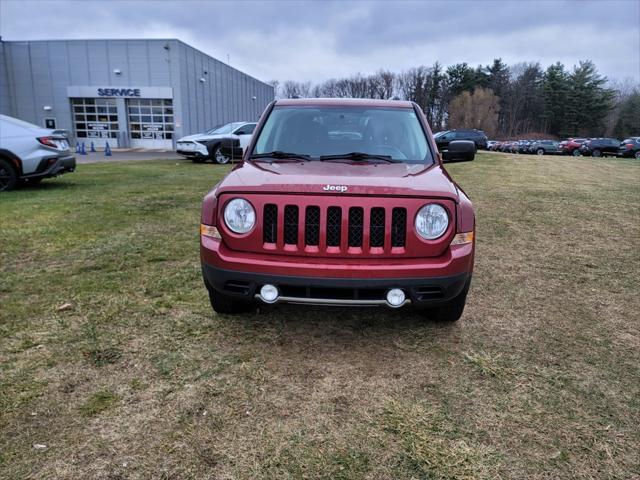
[372,145,406,159]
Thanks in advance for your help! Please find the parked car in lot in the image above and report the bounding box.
[530,140,561,155]
[0,114,76,192]
[434,129,488,151]
[559,138,587,156]
[176,122,257,164]
[486,140,498,150]
[618,137,640,158]
[579,138,620,157]
[200,98,476,322]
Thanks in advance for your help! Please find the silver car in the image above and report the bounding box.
[0,114,76,191]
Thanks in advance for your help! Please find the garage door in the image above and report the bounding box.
[128,99,174,149]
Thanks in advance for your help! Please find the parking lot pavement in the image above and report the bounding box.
[75,149,182,164]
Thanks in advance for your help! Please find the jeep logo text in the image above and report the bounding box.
[323,184,348,192]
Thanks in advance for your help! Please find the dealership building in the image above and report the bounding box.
[0,38,274,149]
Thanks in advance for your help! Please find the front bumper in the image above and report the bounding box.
[176,142,208,158]
[201,237,474,308]
[202,262,471,308]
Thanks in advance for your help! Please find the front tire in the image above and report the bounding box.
[537,149,544,156]
[423,278,471,322]
[208,289,254,315]
[0,158,18,192]
[635,151,640,159]
[572,149,581,157]
[592,149,601,158]
[212,145,231,165]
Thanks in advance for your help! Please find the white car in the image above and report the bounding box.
[0,114,75,192]
[176,122,257,164]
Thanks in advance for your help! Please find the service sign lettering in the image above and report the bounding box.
[97,88,141,97]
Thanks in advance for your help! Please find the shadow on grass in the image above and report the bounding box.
[217,303,463,349]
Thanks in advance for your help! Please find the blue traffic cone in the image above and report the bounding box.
[104,142,112,156]
[75,143,80,153]
[80,142,87,155]
[90,141,96,153]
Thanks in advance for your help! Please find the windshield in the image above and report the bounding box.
[206,122,244,135]
[253,106,433,163]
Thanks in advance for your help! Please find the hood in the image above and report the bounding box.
[178,133,225,142]
[215,160,459,199]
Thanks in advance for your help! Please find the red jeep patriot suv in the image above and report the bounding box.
[200,99,476,321]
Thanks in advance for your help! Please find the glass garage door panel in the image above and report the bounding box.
[71,98,119,147]
[128,99,174,149]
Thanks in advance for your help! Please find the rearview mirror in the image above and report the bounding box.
[441,140,475,163]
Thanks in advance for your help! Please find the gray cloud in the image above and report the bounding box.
[1,0,638,83]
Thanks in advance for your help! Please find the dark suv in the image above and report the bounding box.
[618,137,640,159]
[434,129,488,151]
[579,138,620,157]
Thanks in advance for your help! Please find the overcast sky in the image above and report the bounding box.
[1,0,639,84]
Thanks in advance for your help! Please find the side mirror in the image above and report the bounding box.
[441,140,475,163]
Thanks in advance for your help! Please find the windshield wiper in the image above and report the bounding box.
[319,152,397,163]
[249,151,312,162]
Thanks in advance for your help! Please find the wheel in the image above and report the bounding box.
[592,149,601,158]
[537,149,544,156]
[0,158,18,192]
[635,151,640,159]
[207,288,254,315]
[212,145,231,165]
[423,277,471,322]
[572,149,581,157]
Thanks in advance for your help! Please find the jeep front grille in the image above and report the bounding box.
[263,204,407,252]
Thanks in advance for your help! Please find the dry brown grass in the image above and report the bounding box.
[1,154,639,479]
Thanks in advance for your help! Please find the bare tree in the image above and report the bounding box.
[281,80,312,98]
[448,87,500,136]
[268,80,280,99]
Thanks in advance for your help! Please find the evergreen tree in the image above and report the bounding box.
[446,63,477,97]
[566,61,615,136]
[486,59,510,133]
[541,62,570,136]
[613,90,640,139]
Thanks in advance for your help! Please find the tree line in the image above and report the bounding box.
[271,59,639,139]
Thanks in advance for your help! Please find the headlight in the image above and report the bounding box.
[224,198,255,234]
[415,204,449,240]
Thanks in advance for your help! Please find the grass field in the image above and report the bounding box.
[1,153,639,479]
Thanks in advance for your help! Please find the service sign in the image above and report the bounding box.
[67,86,173,99]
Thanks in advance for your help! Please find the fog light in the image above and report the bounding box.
[260,284,279,303]
[386,288,406,307]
